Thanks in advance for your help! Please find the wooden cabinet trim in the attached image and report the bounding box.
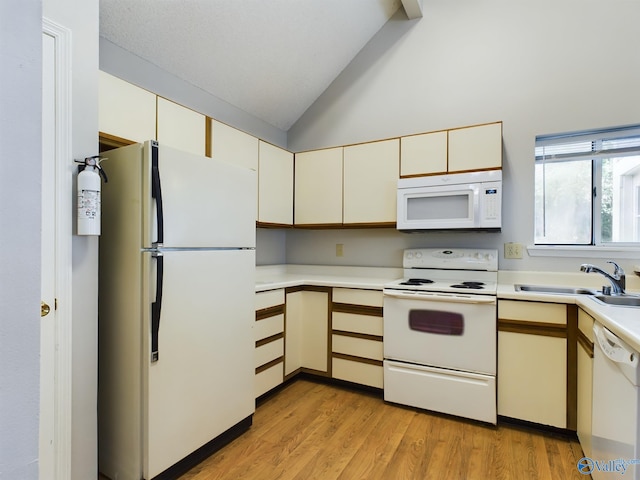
[256,304,285,320]
[497,319,566,338]
[577,330,595,359]
[332,330,383,343]
[331,352,383,367]
[256,332,285,348]
[255,356,284,374]
[332,303,383,317]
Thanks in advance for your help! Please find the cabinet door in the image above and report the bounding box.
[343,139,399,224]
[210,120,258,170]
[577,308,594,457]
[284,291,303,377]
[156,97,206,156]
[497,300,567,428]
[295,148,343,225]
[400,130,447,177]
[99,71,156,143]
[300,291,329,373]
[211,121,259,220]
[448,122,502,172]
[498,332,567,427]
[258,141,294,225]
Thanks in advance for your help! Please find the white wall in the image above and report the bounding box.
[0,1,42,478]
[286,0,640,273]
[43,0,99,478]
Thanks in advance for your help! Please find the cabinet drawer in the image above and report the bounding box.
[255,362,283,398]
[333,358,383,388]
[333,288,383,307]
[255,289,285,310]
[332,312,383,336]
[332,335,383,361]
[499,300,566,325]
[255,338,284,368]
[254,314,284,341]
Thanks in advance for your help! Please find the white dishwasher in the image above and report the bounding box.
[590,322,640,479]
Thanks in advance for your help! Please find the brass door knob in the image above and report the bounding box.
[41,301,51,317]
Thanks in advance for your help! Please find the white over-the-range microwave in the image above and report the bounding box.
[396,170,502,231]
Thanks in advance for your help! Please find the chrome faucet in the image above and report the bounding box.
[580,261,626,295]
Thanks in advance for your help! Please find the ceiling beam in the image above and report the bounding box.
[401,0,423,19]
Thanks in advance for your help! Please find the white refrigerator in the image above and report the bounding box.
[98,141,256,480]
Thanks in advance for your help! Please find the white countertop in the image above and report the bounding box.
[256,265,640,352]
[255,264,402,292]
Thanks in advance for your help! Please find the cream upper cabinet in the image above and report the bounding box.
[295,147,343,225]
[400,130,447,177]
[497,300,567,428]
[156,97,206,156]
[99,71,156,143]
[211,121,259,220]
[343,139,399,224]
[210,120,259,170]
[258,141,293,225]
[448,122,502,172]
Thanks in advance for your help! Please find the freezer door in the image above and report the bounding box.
[142,249,255,479]
[142,141,256,249]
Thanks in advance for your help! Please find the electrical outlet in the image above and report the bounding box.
[504,242,523,259]
[336,243,344,257]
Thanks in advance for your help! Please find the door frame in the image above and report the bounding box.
[42,17,73,480]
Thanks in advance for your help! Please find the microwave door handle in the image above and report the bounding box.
[383,290,496,305]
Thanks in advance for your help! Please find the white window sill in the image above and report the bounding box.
[527,245,640,259]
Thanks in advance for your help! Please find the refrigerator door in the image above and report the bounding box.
[142,141,256,249]
[142,249,255,479]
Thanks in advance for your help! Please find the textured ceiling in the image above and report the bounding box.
[99,0,404,131]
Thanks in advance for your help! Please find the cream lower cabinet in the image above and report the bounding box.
[498,300,569,428]
[577,308,595,457]
[294,147,343,226]
[99,71,156,144]
[343,139,399,225]
[331,288,384,389]
[255,289,285,398]
[285,287,330,378]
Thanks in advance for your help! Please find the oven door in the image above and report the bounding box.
[383,289,496,375]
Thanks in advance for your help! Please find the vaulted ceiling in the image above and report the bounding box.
[99,0,421,131]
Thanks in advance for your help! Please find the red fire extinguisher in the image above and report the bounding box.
[76,155,107,236]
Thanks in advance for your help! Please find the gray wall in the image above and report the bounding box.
[0,1,42,478]
[42,0,101,476]
[285,0,640,272]
[1,1,99,478]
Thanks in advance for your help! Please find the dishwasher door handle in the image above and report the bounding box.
[594,323,638,367]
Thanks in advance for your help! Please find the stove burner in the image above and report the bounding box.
[450,281,485,290]
[400,278,435,286]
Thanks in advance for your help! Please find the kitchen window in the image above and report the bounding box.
[535,124,640,246]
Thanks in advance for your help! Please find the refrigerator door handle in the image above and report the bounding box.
[151,142,164,245]
[151,251,164,363]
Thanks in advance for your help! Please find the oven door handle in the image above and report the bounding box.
[383,290,496,305]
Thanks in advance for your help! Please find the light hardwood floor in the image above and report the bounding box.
[177,379,586,480]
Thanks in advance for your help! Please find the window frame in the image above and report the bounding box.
[534,124,640,247]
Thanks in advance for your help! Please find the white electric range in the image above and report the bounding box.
[383,248,498,424]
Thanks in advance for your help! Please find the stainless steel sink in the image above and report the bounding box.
[515,284,597,295]
[591,294,640,307]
